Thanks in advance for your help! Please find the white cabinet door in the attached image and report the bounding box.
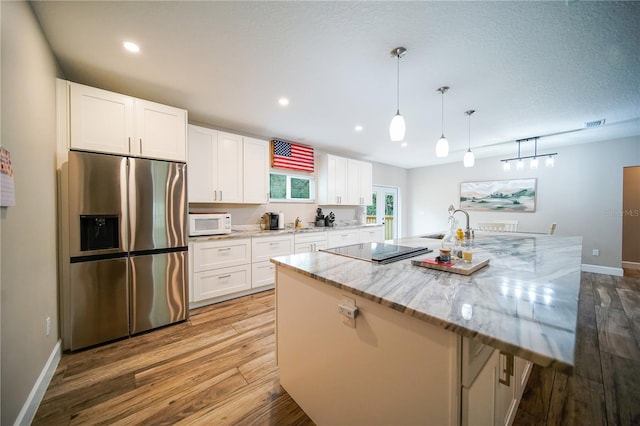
[358,227,384,243]
[187,125,217,202]
[347,160,373,206]
[462,349,499,426]
[192,239,251,272]
[251,235,293,288]
[134,99,186,161]
[243,137,269,204]
[252,261,276,289]
[69,82,133,155]
[358,161,373,206]
[192,264,251,301]
[318,154,348,205]
[187,126,243,203]
[216,132,243,203]
[327,229,359,248]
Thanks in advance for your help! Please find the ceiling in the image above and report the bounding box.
[31,1,640,169]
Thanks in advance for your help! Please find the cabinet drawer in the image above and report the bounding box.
[252,235,293,262]
[294,231,328,244]
[252,260,276,288]
[327,230,359,248]
[294,240,328,254]
[192,264,251,301]
[192,239,251,272]
[358,227,384,243]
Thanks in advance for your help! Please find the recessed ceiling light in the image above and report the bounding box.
[354,125,363,132]
[123,41,140,53]
[278,97,289,106]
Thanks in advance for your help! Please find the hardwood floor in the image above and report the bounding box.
[33,290,314,425]
[514,272,640,426]
[34,271,639,425]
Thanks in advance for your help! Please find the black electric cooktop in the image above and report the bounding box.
[321,242,432,264]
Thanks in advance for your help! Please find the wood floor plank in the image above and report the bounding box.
[514,364,555,423]
[595,306,640,360]
[600,350,640,426]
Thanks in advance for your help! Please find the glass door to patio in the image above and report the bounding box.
[366,185,398,240]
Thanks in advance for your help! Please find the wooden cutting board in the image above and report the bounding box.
[411,256,490,276]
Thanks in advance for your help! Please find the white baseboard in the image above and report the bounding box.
[581,264,624,276]
[14,339,61,426]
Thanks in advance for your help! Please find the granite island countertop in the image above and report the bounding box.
[270,233,583,374]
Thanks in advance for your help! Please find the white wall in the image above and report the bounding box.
[1,1,61,423]
[407,136,640,269]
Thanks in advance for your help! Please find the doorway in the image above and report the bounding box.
[366,185,399,240]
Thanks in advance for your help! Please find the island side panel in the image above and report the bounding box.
[276,267,460,426]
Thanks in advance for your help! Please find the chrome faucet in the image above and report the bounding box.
[448,204,471,240]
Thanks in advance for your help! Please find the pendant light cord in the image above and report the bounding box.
[396,54,400,113]
[468,113,471,150]
[441,91,444,136]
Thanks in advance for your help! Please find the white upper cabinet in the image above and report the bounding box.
[347,159,373,206]
[318,154,348,205]
[69,82,133,156]
[68,82,187,162]
[318,154,372,206]
[243,137,270,204]
[187,125,217,203]
[133,99,186,162]
[187,125,243,203]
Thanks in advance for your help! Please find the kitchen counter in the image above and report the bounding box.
[271,232,582,373]
[188,223,383,242]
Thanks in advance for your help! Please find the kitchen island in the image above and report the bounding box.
[271,233,582,425]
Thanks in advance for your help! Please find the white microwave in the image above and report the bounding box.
[189,213,232,236]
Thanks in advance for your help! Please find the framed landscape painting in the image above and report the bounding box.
[460,178,537,212]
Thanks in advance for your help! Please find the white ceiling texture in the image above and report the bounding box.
[31,1,640,169]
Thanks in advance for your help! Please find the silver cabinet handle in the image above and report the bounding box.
[219,190,222,201]
[214,189,217,201]
[139,138,143,153]
[218,274,231,279]
[218,247,231,251]
[128,137,131,153]
[269,242,279,246]
[498,351,514,386]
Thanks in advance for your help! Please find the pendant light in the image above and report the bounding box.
[435,86,450,157]
[389,47,407,142]
[463,110,475,167]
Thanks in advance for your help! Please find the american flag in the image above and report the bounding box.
[271,139,314,172]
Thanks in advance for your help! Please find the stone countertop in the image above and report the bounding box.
[188,223,383,242]
[270,233,583,374]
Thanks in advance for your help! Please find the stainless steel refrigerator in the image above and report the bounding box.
[64,151,187,350]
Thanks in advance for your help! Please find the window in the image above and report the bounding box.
[269,172,315,202]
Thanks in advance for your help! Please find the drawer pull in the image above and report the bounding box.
[218,274,232,279]
[269,242,280,246]
[218,247,231,251]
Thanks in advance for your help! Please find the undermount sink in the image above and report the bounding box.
[421,233,445,240]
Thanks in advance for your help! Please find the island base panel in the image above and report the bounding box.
[276,267,459,425]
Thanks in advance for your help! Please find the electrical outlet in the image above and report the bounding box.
[45,317,51,336]
[592,249,600,256]
[339,296,358,328]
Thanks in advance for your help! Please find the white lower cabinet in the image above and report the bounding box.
[294,231,328,253]
[251,235,293,289]
[193,264,251,301]
[358,226,384,243]
[327,229,359,248]
[462,340,532,426]
[190,238,251,303]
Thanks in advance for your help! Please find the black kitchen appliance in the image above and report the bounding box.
[322,243,432,264]
[264,212,279,230]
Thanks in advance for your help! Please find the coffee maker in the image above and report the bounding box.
[264,212,279,230]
